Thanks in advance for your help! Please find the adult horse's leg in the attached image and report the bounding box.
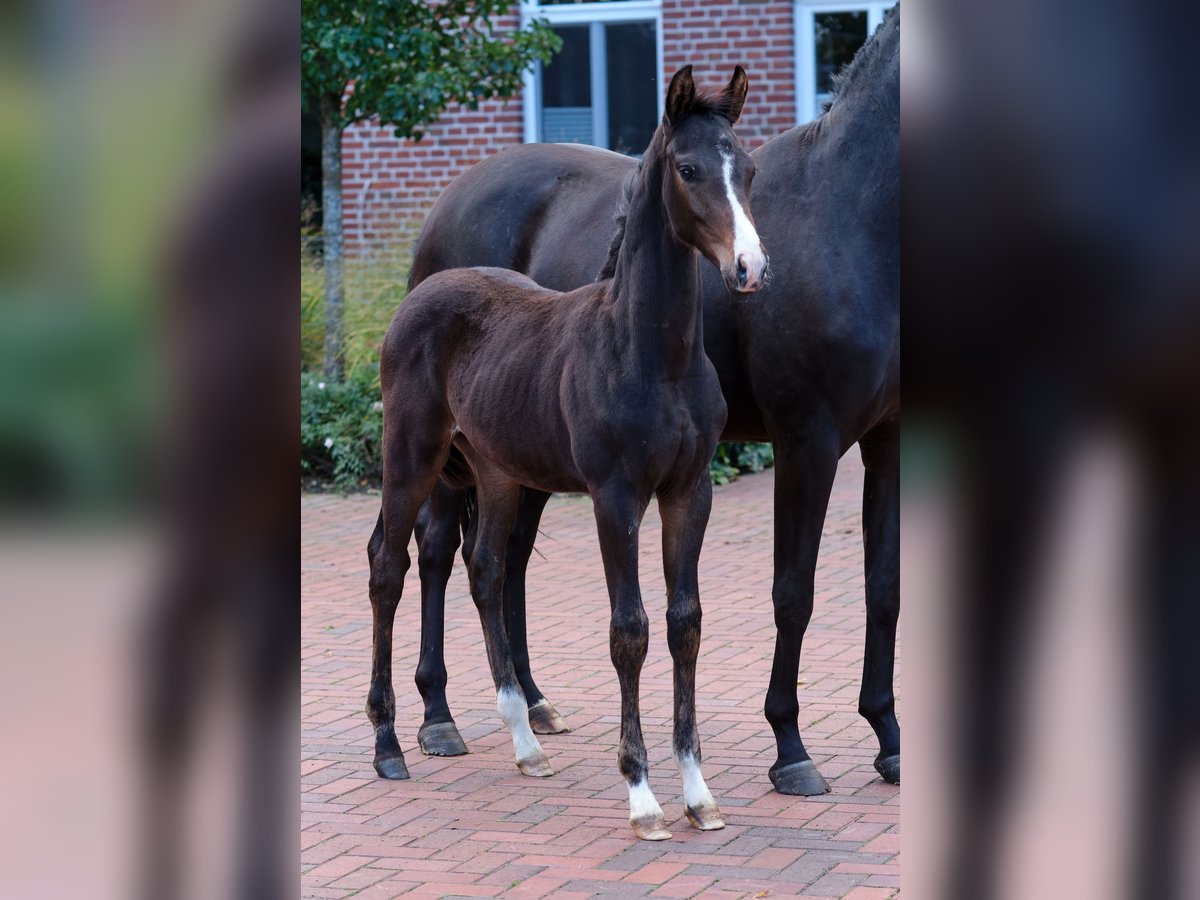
[505,488,571,734]
[659,477,724,831]
[764,429,840,795]
[367,433,451,779]
[858,417,901,784]
[413,480,469,756]
[593,485,668,840]
[466,471,552,777]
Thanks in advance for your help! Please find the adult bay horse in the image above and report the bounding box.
[367,66,769,841]
[406,7,900,795]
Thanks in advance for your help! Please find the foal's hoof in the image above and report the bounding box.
[685,804,726,831]
[517,754,554,777]
[769,759,830,796]
[527,699,571,734]
[374,755,410,780]
[631,814,672,841]
[417,721,469,757]
[874,753,900,785]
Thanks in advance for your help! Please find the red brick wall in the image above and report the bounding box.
[340,4,799,260]
[662,0,797,149]
[342,96,523,262]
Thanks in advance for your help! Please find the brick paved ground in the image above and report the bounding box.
[302,456,899,898]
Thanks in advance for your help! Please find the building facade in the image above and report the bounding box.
[332,0,894,261]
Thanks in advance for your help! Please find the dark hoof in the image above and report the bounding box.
[527,699,571,735]
[769,759,830,796]
[417,721,468,756]
[874,753,900,784]
[374,755,410,780]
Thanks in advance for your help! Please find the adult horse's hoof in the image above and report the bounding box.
[417,721,468,756]
[527,699,571,734]
[631,814,672,841]
[769,759,830,796]
[685,804,726,831]
[874,753,900,785]
[374,755,410,780]
[517,754,554,777]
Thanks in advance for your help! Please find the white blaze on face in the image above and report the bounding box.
[720,146,765,286]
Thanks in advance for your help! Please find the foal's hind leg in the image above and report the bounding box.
[467,471,552,776]
[367,429,452,779]
[413,480,469,757]
[592,485,668,840]
[660,477,724,831]
[505,488,571,734]
[858,419,900,784]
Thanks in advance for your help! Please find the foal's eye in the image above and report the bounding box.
[678,165,696,182]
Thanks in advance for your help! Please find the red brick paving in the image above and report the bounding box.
[302,457,899,898]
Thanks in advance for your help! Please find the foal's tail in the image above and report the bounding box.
[460,487,478,548]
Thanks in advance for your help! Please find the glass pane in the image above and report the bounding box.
[541,26,592,143]
[605,22,657,156]
[814,11,867,111]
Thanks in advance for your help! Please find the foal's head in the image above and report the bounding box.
[657,65,768,293]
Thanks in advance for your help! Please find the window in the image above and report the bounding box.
[794,2,892,123]
[520,1,662,155]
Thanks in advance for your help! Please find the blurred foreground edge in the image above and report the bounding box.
[904,1,1200,898]
[142,1,298,898]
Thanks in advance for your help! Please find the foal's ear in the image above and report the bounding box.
[720,65,749,124]
[665,65,696,126]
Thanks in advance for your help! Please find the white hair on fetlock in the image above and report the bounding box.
[496,685,542,763]
[627,777,663,822]
[675,751,716,810]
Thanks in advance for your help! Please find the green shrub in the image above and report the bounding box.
[301,368,384,492]
[710,441,775,485]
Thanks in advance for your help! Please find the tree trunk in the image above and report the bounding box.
[320,99,346,382]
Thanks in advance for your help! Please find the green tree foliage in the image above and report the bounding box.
[301,1,560,380]
[302,0,560,139]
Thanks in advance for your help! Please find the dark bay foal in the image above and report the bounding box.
[366,66,767,840]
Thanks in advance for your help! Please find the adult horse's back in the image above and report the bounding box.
[409,8,900,793]
[410,143,634,293]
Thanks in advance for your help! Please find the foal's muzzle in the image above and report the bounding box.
[727,245,769,293]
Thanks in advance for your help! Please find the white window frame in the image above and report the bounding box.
[519,0,664,147]
[793,1,889,124]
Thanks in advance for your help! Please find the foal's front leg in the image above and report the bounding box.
[592,486,669,840]
[660,476,724,831]
[468,475,552,777]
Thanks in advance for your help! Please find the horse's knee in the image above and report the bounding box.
[417,518,461,582]
[610,606,649,666]
[467,552,504,604]
[865,568,899,625]
[772,576,814,635]
[369,546,410,606]
[666,596,701,659]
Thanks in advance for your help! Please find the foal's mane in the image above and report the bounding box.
[596,87,741,282]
